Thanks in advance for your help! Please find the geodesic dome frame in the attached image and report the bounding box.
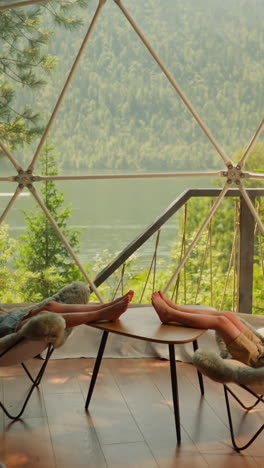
[0,0,263,302]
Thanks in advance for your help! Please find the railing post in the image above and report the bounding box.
[93,188,263,312]
[238,195,256,314]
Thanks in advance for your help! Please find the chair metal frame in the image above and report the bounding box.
[223,383,264,451]
[0,337,53,420]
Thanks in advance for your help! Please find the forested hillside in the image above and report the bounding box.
[16,0,264,171]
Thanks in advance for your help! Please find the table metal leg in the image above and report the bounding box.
[85,330,109,410]
[168,343,181,443]
[193,339,204,395]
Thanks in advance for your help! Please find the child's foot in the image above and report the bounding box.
[98,295,130,322]
[110,290,134,306]
[158,291,179,310]
[151,292,173,323]
[126,290,134,302]
[158,291,216,314]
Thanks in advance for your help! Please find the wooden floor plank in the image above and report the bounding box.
[47,423,107,468]
[0,357,263,468]
[149,359,259,467]
[78,361,144,445]
[107,358,209,468]
[2,374,46,421]
[102,441,159,468]
[178,359,264,465]
[42,372,81,394]
[111,358,258,467]
[2,417,56,468]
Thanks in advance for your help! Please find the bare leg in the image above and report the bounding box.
[158,291,246,333]
[61,297,130,327]
[151,293,247,345]
[159,291,215,313]
[17,295,130,331]
[26,290,134,317]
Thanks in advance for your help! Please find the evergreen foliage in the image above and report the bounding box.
[0,1,262,307]
[234,141,264,188]
[0,223,19,301]
[15,144,84,299]
[15,0,263,171]
[0,0,90,152]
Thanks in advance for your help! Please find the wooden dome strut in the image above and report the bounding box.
[0,0,263,300]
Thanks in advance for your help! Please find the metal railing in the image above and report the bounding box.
[94,188,264,314]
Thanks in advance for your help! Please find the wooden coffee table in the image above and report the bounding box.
[85,305,206,443]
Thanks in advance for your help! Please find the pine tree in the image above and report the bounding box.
[0,223,19,300]
[0,1,90,152]
[16,143,84,299]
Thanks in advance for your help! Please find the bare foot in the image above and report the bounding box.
[110,290,134,305]
[128,290,134,302]
[151,292,174,323]
[27,290,134,317]
[158,291,179,309]
[97,295,130,322]
[158,291,216,314]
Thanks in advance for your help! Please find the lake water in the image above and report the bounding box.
[0,168,214,269]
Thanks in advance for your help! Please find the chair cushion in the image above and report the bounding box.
[0,281,89,363]
[193,349,264,394]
